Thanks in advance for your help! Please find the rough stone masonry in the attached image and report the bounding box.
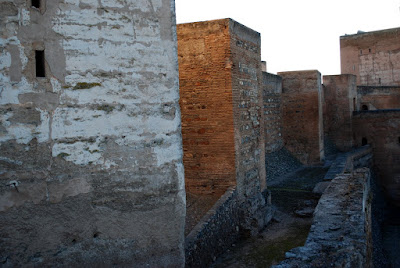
[0,0,185,266]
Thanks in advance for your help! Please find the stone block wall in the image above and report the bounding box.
[279,70,324,165]
[230,19,266,198]
[323,74,357,152]
[340,27,400,86]
[357,86,400,110]
[263,72,283,153]
[185,187,240,268]
[0,1,185,266]
[353,110,400,207]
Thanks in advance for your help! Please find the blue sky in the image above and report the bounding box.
[175,0,400,75]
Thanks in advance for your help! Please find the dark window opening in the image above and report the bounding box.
[369,48,371,53]
[35,50,45,77]
[362,104,368,111]
[32,0,40,8]
[362,137,368,146]
[379,78,381,84]
[360,50,363,55]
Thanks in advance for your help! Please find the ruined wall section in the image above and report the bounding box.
[262,72,283,153]
[323,74,357,152]
[357,86,400,110]
[340,27,400,86]
[279,70,324,165]
[353,110,400,207]
[0,1,185,266]
[230,20,269,233]
[177,19,235,195]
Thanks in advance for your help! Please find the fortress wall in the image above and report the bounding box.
[357,86,400,110]
[230,19,266,197]
[263,72,283,153]
[177,19,236,195]
[0,1,185,266]
[177,18,267,200]
[353,110,400,207]
[178,18,270,241]
[279,70,324,165]
[323,74,357,152]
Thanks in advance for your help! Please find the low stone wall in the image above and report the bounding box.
[323,146,372,181]
[274,168,373,268]
[185,187,240,267]
[350,146,373,170]
[185,186,272,267]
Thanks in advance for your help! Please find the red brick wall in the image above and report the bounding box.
[323,74,357,152]
[279,70,324,165]
[177,20,236,195]
[340,27,400,86]
[353,111,400,206]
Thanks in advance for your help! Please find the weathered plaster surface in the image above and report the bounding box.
[0,0,185,266]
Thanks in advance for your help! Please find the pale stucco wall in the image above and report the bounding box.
[0,0,185,266]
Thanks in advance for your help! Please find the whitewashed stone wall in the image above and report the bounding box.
[0,0,185,266]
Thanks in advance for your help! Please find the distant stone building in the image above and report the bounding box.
[339,27,400,207]
[0,0,185,266]
[357,85,400,111]
[340,27,400,86]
